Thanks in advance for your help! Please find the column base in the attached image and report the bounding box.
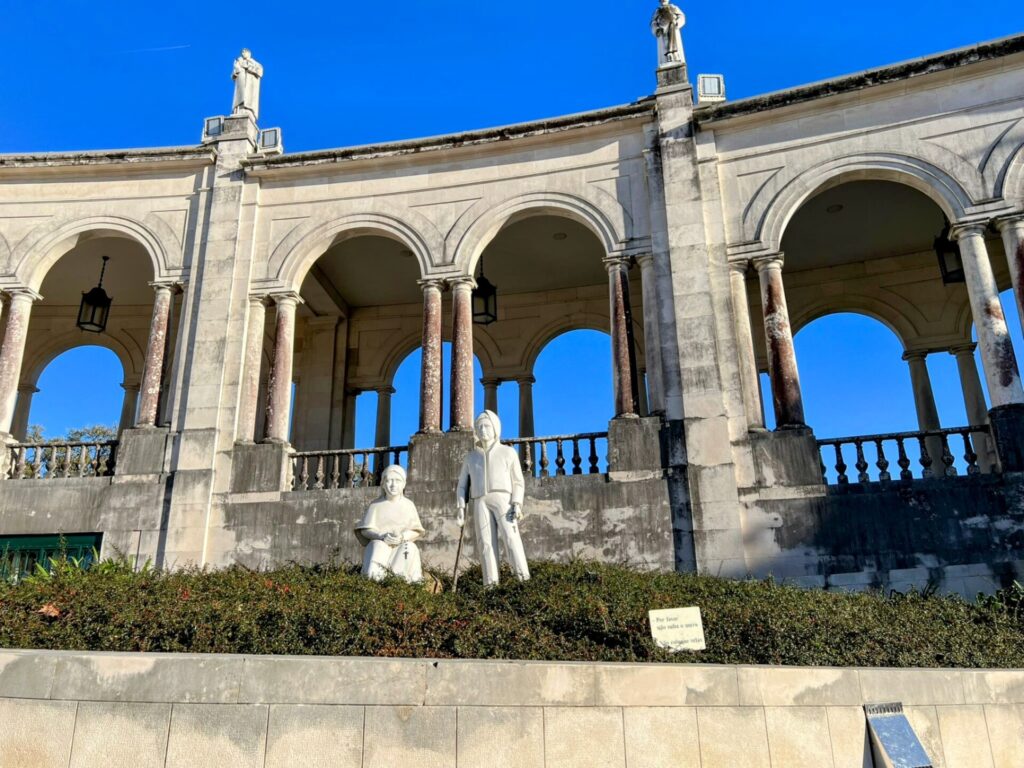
[608,415,664,474]
[988,403,1024,472]
[408,431,475,489]
[748,427,822,488]
[115,427,173,478]
[230,441,292,493]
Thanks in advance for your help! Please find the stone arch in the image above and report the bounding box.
[451,189,631,275]
[521,312,620,373]
[20,332,137,391]
[790,300,915,351]
[11,214,176,291]
[268,204,445,292]
[380,328,498,388]
[1001,138,1024,206]
[748,153,974,255]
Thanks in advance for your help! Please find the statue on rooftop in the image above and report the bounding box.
[355,465,425,583]
[456,410,530,586]
[232,48,264,120]
[650,0,686,67]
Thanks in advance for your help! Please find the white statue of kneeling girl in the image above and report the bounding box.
[354,465,425,583]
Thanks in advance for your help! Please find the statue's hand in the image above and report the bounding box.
[509,503,522,522]
[456,503,465,528]
[382,532,401,547]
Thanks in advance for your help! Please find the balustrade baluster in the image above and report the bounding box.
[854,440,869,483]
[97,447,109,477]
[32,447,42,479]
[361,453,373,486]
[555,439,566,476]
[875,439,891,483]
[896,438,912,480]
[962,431,980,475]
[326,456,337,489]
[296,456,309,491]
[588,437,599,474]
[571,439,582,475]
[523,442,534,477]
[539,442,550,478]
[392,448,402,466]
[917,436,934,479]
[833,444,848,485]
[313,455,325,490]
[58,444,68,479]
[939,434,957,477]
[77,445,87,477]
[345,455,357,487]
[13,446,25,479]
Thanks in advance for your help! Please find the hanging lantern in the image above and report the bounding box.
[933,221,965,285]
[77,256,113,333]
[472,255,498,325]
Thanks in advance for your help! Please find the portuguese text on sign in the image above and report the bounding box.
[649,607,706,652]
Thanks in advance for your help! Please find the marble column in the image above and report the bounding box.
[754,255,805,429]
[137,283,175,428]
[117,383,140,436]
[952,224,1024,408]
[517,374,536,467]
[950,343,995,471]
[263,292,302,444]
[996,215,1024,339]
[418,279,444,433]
[12,384,38,441]
[903,350,944,462]
[0,289,38,437]
[481,377,500,414]
[605,256,638,418]
[237,295,269,442]
[449,277,475,431]
[636,254,664,414]
[729,260,766,430]
[374,386,395,449]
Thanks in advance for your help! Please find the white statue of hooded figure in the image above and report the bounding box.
[355,464,425,583]
[456,410,530,586]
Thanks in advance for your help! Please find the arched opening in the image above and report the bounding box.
[533,329,613,435]
[25,346,125,441]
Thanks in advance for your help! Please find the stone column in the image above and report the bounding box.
[952,224,1024,408]
[481,377,499,414]
[449,277,475,431]
[136,282,175,428]
[996,215,1024,339]
[11,384,38,441]
[237,295,268,442]
[605,256,638,418]
[341,389,359,449]
[0,289,38,437]
[263,292,302,444]
[517,374,536,467]
[754,255,805,429]
[636,254,664,414]
[418,279,444,433]
[374,386,395,449]
[903,350,943,462]
[729,260,766,430]
[117,383,140,436]
[950,343,995,471]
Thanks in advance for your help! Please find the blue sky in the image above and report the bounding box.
[7,1,1024,444]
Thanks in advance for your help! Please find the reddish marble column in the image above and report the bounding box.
[754,255,805,429]
[263,292,302,443]
[953,224,1024,408]
[449,277,475,431]
[0,289,37,436]
[996,215,1024,340]
[418,279,444,433]
[237,295,269,442]
[136,283,175,428]
[606,256,638,418]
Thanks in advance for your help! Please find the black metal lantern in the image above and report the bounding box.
[934,221,965,285]
[77,256,112,333]
[472,255,498,325]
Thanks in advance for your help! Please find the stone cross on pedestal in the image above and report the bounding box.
[650,0,685,67]
[232,48,264,120]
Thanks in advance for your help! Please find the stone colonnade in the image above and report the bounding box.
[729,214,1024,452]
[236,251,659,449]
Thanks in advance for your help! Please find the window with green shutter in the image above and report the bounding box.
[0,533,103,582]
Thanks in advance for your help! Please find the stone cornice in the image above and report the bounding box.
[0,146,215,176]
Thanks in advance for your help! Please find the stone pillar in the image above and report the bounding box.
[605,256,638,418]
[449,277,475,431]
[903,350,944,462]
[0,290,38,437]
[374,386,395,449]
[996,215,1024,339]
[418,279,444,433]
[952,224,1024,408]
[117,383,140,437]
[263,292,302,444]
[11,384,37,441]
[729,260,765,430]
[481,377,499,414]
[636,254,664,414]
[517,374,536,467]
[136,283,175,428]
[754,255,805,429]
[950,343,995,471]
[237,295,268,442]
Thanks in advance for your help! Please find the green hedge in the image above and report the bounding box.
[2,558,1022,667]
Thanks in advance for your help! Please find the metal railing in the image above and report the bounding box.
[7,441,118,480]
[291,445,409,491]
[503,432,608,478]
[817,425,993,485]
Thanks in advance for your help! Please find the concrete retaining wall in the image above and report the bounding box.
[0,649,1021,767]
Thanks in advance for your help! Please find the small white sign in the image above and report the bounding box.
[649,607,706,652]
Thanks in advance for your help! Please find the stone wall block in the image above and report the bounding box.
[229,441,291,493]
[763,706,835,767]
[240,657,426,706]
[903,705,947,767]
[858,669,966,706]
[426,660,594,707]
[362,706,456,768]
[696,707,772,768]
[543,707,626,768]
[0,649,58,699]
[594,664,737,706]
[0,698,77,768]
[983,704,1024,768]
[935,704,995,768]
[456,706,544,768]
[963,670,1024,704]
[164,703,268,768]
[69,702,171,768]
[264,704,364,768]
[737,665,862,706]
[825,706,873,768]
[622,706,700,768]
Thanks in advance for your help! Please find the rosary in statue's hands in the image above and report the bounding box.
[381,532,402,547]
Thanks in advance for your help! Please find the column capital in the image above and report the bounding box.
[149,280,182,295]
[247,293,272,307]
[993,212,1024,232]
[727,258,751,275]
[635,253,656,270]
[16,383,39,395]
[901,349,929,363]
[5,287,42,303]
[752,253,784,273]
[269,291,304,308]
[514,374,536,386]
[417,278,446,293]
[949,221,988,241]
[345,387,363,398]
[120,381,141,393]
[373,385,397,396]
[949,343,977,357]
[603,254,632,272]
[448,276,476,292]
[480,376,501,387]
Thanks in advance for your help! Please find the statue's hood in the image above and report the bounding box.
[475,409,502,446]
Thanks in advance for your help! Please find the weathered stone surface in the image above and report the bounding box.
[595,663,737,706]
[983,704,1024,768]
[165,703,268,768]
[623,706,700,768]
[264,704,363,768]
[696,707,771,768]
[240,655,426,705]
[544,707,626,768]
[69,702,170,768]
[457,707,544,768]
[858,669,965,706]
[0,698,77,768]
[935,704,995,768]
[362,706,456,768]
[825,706,873,768]
[737,665,861,706]
[426,660,593,706]
[763,706,834,767]
[0,650,57,698]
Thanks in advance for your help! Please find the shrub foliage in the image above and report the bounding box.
[2,558,1023,667]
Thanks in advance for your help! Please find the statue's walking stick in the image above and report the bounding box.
[451,513,466,594]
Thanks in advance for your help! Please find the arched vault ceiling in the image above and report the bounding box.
[303,235,423,310]
[38,236,154,306]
